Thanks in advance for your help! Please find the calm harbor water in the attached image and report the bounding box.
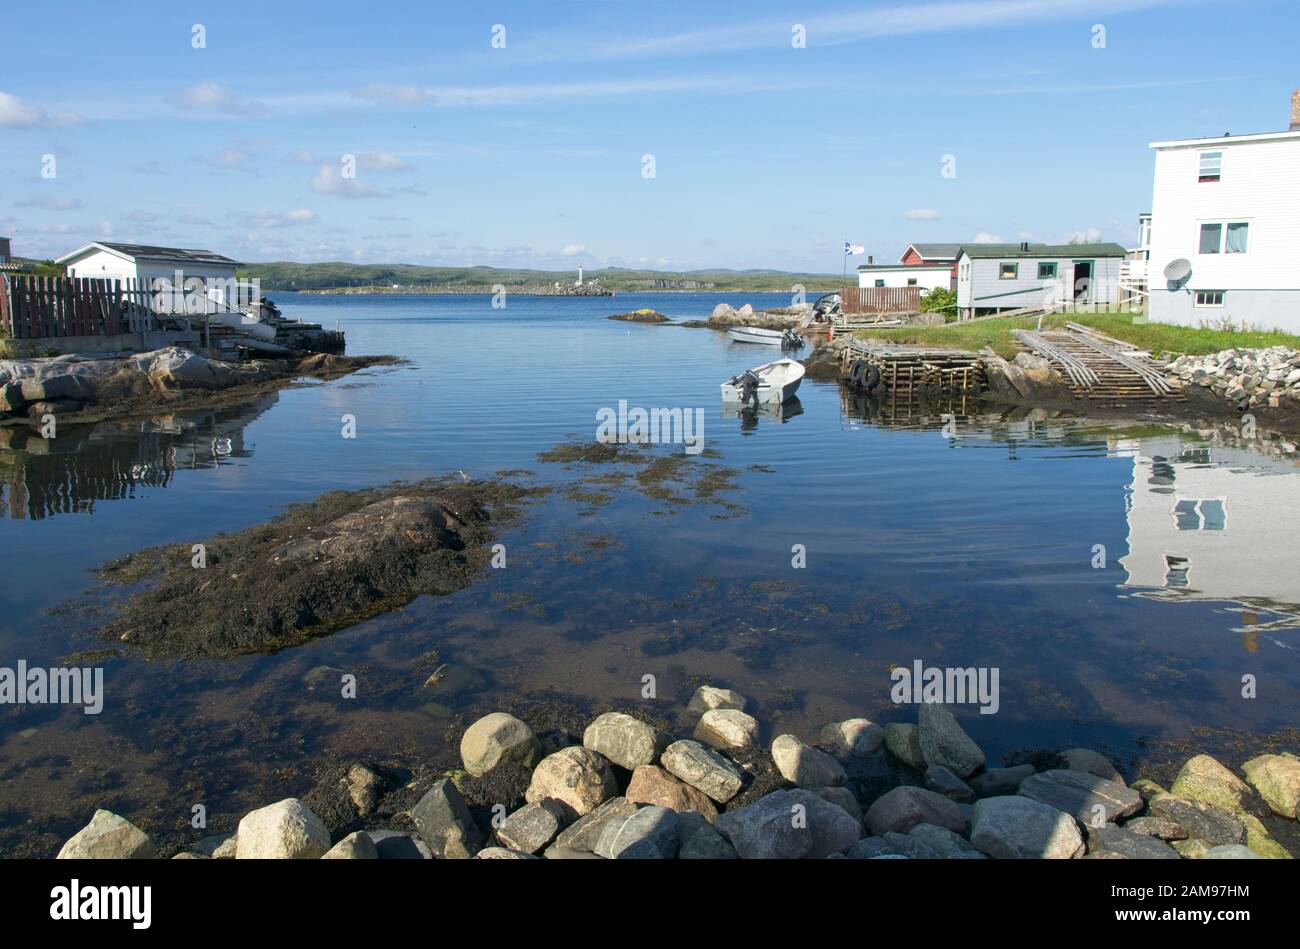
[1,291,1298,855]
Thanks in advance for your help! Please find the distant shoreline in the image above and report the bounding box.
[287,286,843,296]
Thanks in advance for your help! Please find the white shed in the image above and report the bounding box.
[954,242,1126,319]
[57,242,240,288]
[857,263,951,292]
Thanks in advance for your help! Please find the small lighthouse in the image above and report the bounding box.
[577,266,584,286]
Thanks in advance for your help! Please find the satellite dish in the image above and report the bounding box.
[1163,258,1192,282]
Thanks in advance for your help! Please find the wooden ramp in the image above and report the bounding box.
[1013,325,1179,403]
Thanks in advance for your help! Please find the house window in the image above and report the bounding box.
[874,279,886,288]
[999,263,1018,279]
[1037,262,1058,279]
[907,277,918,287]
[1194,290,1225,307]
[1198,223,1222,254]
[1198,151,1222,182]
[1225,221,1249,253]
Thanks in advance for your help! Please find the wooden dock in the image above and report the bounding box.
[839,339,986,395]
[1013,325,1179,403]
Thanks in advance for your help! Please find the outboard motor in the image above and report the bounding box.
[729,369,762,406]
[781,328,806,348]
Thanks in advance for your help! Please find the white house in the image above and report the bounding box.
[954,242,1126,319]
[1147,91,1300,332]
[57,242,247,314]
[857,262,951,292]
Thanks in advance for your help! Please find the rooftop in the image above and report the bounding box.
[904,242,963,260]
[1149,129,1300,149]
[56,242,240,266]
[958,242,1127,259]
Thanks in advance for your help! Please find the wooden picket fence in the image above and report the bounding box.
[0,275,159,339]
[840,286,925,315]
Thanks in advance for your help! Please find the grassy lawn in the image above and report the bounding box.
[856,309,1300,360]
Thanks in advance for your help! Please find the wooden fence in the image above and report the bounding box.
[0,276,159,339]
[840,286,925,315]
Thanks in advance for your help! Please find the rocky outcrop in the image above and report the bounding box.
[707,302,800,330]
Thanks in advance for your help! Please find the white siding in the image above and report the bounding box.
[1148,133,1300,329]
[857,265,950,290]
[958,255,1121,310]
[65,248,137,281]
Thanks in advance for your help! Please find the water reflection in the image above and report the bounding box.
[721,396,804,430]
[1117,433,1300,632]
[0,394,276,520]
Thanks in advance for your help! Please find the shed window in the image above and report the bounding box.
[874,279,885,287]
[907,277,918,287]
[999,263,1018,279]
[1037,262,1058,279]
[1198,151,1222,182]
[1194,290,1225,307]
[1198,223,1222,254]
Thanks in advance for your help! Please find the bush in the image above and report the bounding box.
[919,287,957,314]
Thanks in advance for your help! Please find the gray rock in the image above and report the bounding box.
[552,796,638,852]
[917,703,985,779]
[677,811,738,859]
[1061,748,1123,783]
[582,711,665,770]
[864,785,967,836]
[771,734,847,788]
[497,800,564,854]
[460,712,541,777]
[925,765,977,803]
[811,786,863,824]
[367,830,433,859]
[969,764,1035,797]
[884,723,926,769]
[525,746,618,820]
[1087,825,1180,859]
[1147,795,1245,846]
[1170,754,1253,813]
[716,789,859,859]
[475,847,539,859]
[687,685,747,714]
[1017,769,1143,825]
[908,822,987,859]
[844,836,896,859]
[819,719,884,760]
[541,845,605,859]
[1242,753,1300,818]
[235,799,330,859]
[322,831,379,859]
[346,763,385,816]
[694,708,760,752]
[1202,844,1261,859]
[193,833,234,858]
[880,831,939,859]
[411,778,484,859]
[661,740,746,803]
[970,796,1084,859]
[57,809,157,859]
[625,764,718,820]
[594,805,680,859]
[1122,816,1187,840]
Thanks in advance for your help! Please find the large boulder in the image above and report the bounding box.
[1242,753,1300,818]
[552,796,638,853]
[1061,749,1123,784]
[819,719,884,760]
[1086,825,1180,859]
[235,798,330,859]
[582,712,665,770]
[677,810,738,860]
[322,831,379,859]
[716,789,859,859]
[626,765,718,820]
[970,796,1084,859]
[694,708,760,752]
[771,734,846,788]
[908,822,987,859]
[917,703,985,779]
[864,786,966,836]
[1147,794,1245,846]
[594,805,680,859]
[460,712,541,777]
[411,779,484,859]
[525,746,618,820]
[496,801,564,854]
[57,809,156,859]
[1017,769,1143,825]
[660,740,746,803]
[884,723,926,769]
[1170,755,1253,813]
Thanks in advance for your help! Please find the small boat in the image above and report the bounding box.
[727,325,805,347]
[721,357,805,406]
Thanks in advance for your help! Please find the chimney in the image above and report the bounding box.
[1020,241,1029,252]
[1291,88,1300,130]
[867,255,873,265]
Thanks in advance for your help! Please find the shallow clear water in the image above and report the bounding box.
[1,292,1297,854]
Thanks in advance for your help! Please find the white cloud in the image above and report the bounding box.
[357,152,412,172]
[0,90,80,127]
[905,208,940,220]
[251,208,318,228]
[355,75,812,108]
[170,82,269,116]
[14,195,82,211]
[561,244,586,256]
[973,232,1003,244]
[1063,227,1104,243]
[203,147,251,171]
[311,163,384,199]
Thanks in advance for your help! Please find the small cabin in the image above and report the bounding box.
[954,242,1126,319]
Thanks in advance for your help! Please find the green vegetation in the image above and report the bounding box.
[918,287,957,313]
[238,262,844,294]
[858,308,1300,360]
[7,258,63,277]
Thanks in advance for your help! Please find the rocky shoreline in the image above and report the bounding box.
[0,347,399,428]
[54,694,1298,859]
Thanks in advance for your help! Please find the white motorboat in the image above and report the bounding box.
[727,325,805,347]
[720,357,805,406]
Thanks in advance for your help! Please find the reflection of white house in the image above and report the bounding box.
[955,242,1126,319]
[1146,90,1300,331]
[1119,436,1300,611]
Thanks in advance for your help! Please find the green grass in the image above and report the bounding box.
[857,308,1300,360]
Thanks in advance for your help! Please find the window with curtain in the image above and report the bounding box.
[1199,223,1222,254]
[1225,221,1249,253]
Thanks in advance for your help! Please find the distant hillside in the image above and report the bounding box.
[238,262,845,293]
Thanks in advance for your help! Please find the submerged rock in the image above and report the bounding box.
[687,685,747,714]
[819,719,884,760]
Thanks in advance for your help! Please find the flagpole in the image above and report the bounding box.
[842,239,847,282]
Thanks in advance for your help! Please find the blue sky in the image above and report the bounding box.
[1,0,1296,273]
